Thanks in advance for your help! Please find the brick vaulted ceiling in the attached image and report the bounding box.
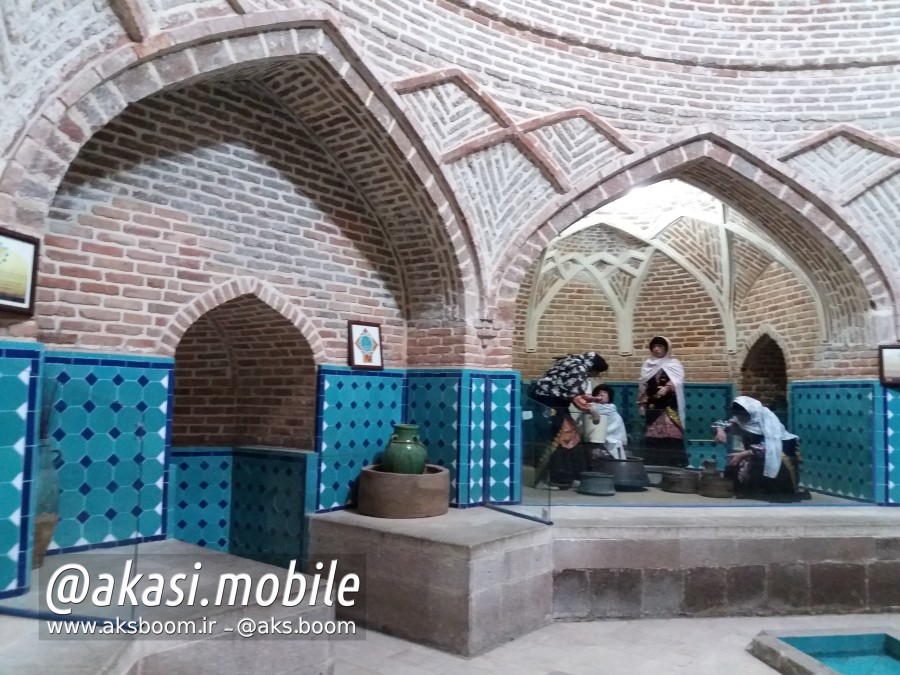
[260,58,469,324]
[524,180,870,357]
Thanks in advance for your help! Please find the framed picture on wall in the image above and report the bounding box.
[348,320,383,370]
[879,345,900,387]
[0,227,39,316]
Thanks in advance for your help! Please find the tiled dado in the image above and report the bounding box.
[315,366,521,512]
[408,371,520,506]
[535,382,735,469]
[316,367,405,511]
[790,381,882,502]
[170,448,232,552]
[0,341,42,598]
[170,447,317,569]
[43,351,173,554]
[883,387,900,504]
[230,448,317,569]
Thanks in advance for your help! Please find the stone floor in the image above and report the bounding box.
[1,611,897,674]
[330,613,900,675]
[2,506,897,673]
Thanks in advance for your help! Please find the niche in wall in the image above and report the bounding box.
[172,294,316,449]
[739,334,788,421]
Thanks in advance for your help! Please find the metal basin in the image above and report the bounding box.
[576,471,616,496]
[660,468,700,493]
[593,457,649,489]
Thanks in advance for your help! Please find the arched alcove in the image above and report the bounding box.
[172,294,317,449]
[739,334,788,422]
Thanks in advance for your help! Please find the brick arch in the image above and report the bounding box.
[736,326,789,410]
[159,277,326,361]
[493,127,894,349]
[736,324,792,379]
[0,13,477,324]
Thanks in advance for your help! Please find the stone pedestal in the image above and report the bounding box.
[310,508,552,656]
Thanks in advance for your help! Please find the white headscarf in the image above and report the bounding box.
[732,396,798,479]
[591,403,628,459]
[639,336,686,427]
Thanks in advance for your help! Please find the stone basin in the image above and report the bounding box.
[357,463,450,518]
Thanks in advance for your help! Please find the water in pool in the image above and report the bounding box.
[783,633,900,675]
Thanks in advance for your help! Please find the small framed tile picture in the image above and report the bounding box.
[0,226,40,316]
[879,345,900,387]
[348,321,383,370]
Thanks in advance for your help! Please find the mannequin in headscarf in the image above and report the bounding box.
[637,336,688,467]
[713,396,806,500]
[528,351,609,489]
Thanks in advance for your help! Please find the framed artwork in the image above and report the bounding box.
[0,227,39,315]
[348,321,383,370]
[879,345,900,387]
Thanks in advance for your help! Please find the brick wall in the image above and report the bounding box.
[736,264,820,381]
[514,255,729,382]
[0,5,896,374]
[36,81,407,362]
[739,335,787,406]
[630,256,729,381]
[172,313,237,445]
[514,274,619,380]
[513,237,875,384]
[172,294,317,449]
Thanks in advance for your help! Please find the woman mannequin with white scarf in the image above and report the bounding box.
[714,396,807,501]
[637,336,688,467]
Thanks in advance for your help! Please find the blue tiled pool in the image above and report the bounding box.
[784,633,900,674]
[750,628,900,675]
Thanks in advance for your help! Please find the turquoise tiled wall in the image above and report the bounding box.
[43,351,173,553]
[316,366,520,512]
[404,370,520,507]
[483,373,520,504]
[683,384,735,469]
[878,386,896,504]
[0,342,42,598]
[170,448,232,551]
[170,446,317,569]
[316,366,405,511]
[790,381,880,502]
[230,448,315,569]
[407,371,463,504]
[546,382,735,469]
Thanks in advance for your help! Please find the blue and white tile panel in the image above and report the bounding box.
[43,351,173,554]
[0,341,42,598]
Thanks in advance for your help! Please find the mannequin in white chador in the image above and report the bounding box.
[637,335,687,467]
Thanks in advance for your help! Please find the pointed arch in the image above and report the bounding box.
[159,277,326,360]
[494,126,894,349]
[736,324,793,378]
[0,13,478,325]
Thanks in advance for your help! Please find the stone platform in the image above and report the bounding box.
[310,505,900,656]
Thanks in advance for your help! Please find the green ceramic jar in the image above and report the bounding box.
[381,423,428,474]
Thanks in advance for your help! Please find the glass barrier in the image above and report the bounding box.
[486,386,553,523]
[495,382,878,513]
